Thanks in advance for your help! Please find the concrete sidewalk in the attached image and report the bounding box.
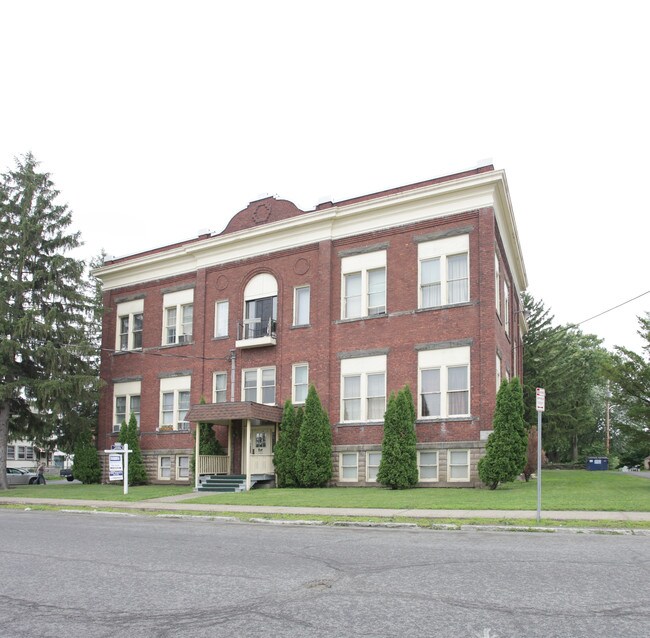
[2,496,650,522]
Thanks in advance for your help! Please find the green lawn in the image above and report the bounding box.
[2,470,648,511]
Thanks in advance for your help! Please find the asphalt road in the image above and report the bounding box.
[1,510,648,638]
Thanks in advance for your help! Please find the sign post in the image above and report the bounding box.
[535,388,545,523]
[104,443,132,495]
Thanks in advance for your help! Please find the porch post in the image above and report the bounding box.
[245,419,251,491]
[227,423,233,475]
[194,421,200,491]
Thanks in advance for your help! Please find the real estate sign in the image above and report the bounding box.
[108,454,123,482]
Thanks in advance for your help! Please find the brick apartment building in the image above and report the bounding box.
[94,164,527,488]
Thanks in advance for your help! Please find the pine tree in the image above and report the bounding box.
[295,385,332,487]
[273,399,301,487]
[377,386,419,489]
[118,413,148,485]
[0,154,98,490]
[71,434,102,484]
[478,378,528,489]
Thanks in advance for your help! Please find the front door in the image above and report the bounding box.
[242,425,275,475]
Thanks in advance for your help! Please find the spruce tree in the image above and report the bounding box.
[273,399,301,487]
[0,154,98,490]
[478,378,528,489]
[71,433,101,484]
[377,386,419,489]
[295,385,332,487]
[118,413,148,485]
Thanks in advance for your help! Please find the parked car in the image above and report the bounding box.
[7,467,38,485]
[60,468,74,481]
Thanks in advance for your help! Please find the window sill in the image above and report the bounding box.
[336,421,385,427]
[416,301,473,313]
[416,416,473,423]
[114,348,143,356]
[335,313,387,325]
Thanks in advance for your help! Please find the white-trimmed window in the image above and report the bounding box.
[213,372,227,403]
[366,451,382,482]
[113,381,141,432]
[419,235,469,308]
[496,353,502,393]
[341,355,386,422]
[7,445,15,459]
[243,273,277,339]
[116,299,144,351]
[294,286,310,326]
[448,450,470,482]
[341,251,386,319]
[418,347,470,418]
[339,452,358,482]
[159,456,172,480]
[292,363,309,404]
[495,253,501,315]
[163,289,194,345]
[504,280,510,335]
[160,376,191,430]
[418,450,439,482]
[177,456,190,480]
[242,367,276,404]
[17,446,34,460]
[215,300,229,338]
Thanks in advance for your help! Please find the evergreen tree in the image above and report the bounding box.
[295,385,332,487]
[273,399,301,487]
[478,378,528,489]
[0,154,98,490]
[191,413,225,476]
[118,412,148,485]
[71,433,101,484]
[377,386,419,489]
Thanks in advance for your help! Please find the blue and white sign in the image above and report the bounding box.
[108,453,123,481]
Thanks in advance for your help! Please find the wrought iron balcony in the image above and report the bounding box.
[235,317,277,349]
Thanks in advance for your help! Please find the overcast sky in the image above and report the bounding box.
[2,1,648,353]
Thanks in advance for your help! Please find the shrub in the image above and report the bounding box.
[274,400,301,487]
[295,385,332,487]
[71,435,101,484]
[118,412,148,485]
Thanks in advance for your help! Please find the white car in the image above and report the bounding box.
[6,467,39,485]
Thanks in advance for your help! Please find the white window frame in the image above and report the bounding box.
[159,456,172,480]
[293,286,310,326]
[341,251,387,319]
[116,299,144,351]
[447,449,470,482]
[159,376,191,430]
[7,445,15,459]
[242,367,276,405]
[418,450,439,482]
[339,452,358,482]
[504,280,510,335]
[162,289,194,346]
[214,300,229,338]
[418,347,470,419]
[495,253,501,315]
[366,451,382,483]
[418,235,469,309]
[177,455,190,481]
[496,353,502,394]
[340,355,387,423]
[292,363,309,405]
[213,371,228,404]
[113,381,141,432]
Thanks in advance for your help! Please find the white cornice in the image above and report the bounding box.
[95,170,528,293]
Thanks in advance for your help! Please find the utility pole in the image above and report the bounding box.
[605,382,611,456]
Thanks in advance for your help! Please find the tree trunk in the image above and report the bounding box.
[0,401,10,490]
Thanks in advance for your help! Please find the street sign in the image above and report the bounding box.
[536,387,546,412]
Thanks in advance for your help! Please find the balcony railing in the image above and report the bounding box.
[198,455,230,475]
[235,318,277,349]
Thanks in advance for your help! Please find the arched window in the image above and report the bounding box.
[242,273,278,339]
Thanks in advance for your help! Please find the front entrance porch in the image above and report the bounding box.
[186,401,283,491]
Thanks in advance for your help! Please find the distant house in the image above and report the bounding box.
[94,165,527,488]
[6,439,69,470]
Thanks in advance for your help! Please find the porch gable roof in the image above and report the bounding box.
[186,401,283,425]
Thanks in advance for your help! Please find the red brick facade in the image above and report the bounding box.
[96,166,526,487]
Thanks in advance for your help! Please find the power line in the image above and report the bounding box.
[576,289,650,327]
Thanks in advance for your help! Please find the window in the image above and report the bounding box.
[7,445,15,459]
[177,456,190,480]
[213,372,227,403]
[419,235,469,308]
[294,286,310,326]
[340,452,358,482]
[366,451,381,482]
[418,450,439,481]
[495,253,501,315]
[496,353,502,393]
[159,376,191,430]
[448,450,470,482]
[215,300,229,338]
[162,289,194,345]
[418,346,470,418]
[116,300,144,351]
[341,251,386,319]
[113,381,141,432]
[292,363,308,404]
[242,367,276,404]
[17,446,33,460]
[159,456,171,480]
[504,280,510,334]
[341,355,386,422]
[242,274,277,339]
